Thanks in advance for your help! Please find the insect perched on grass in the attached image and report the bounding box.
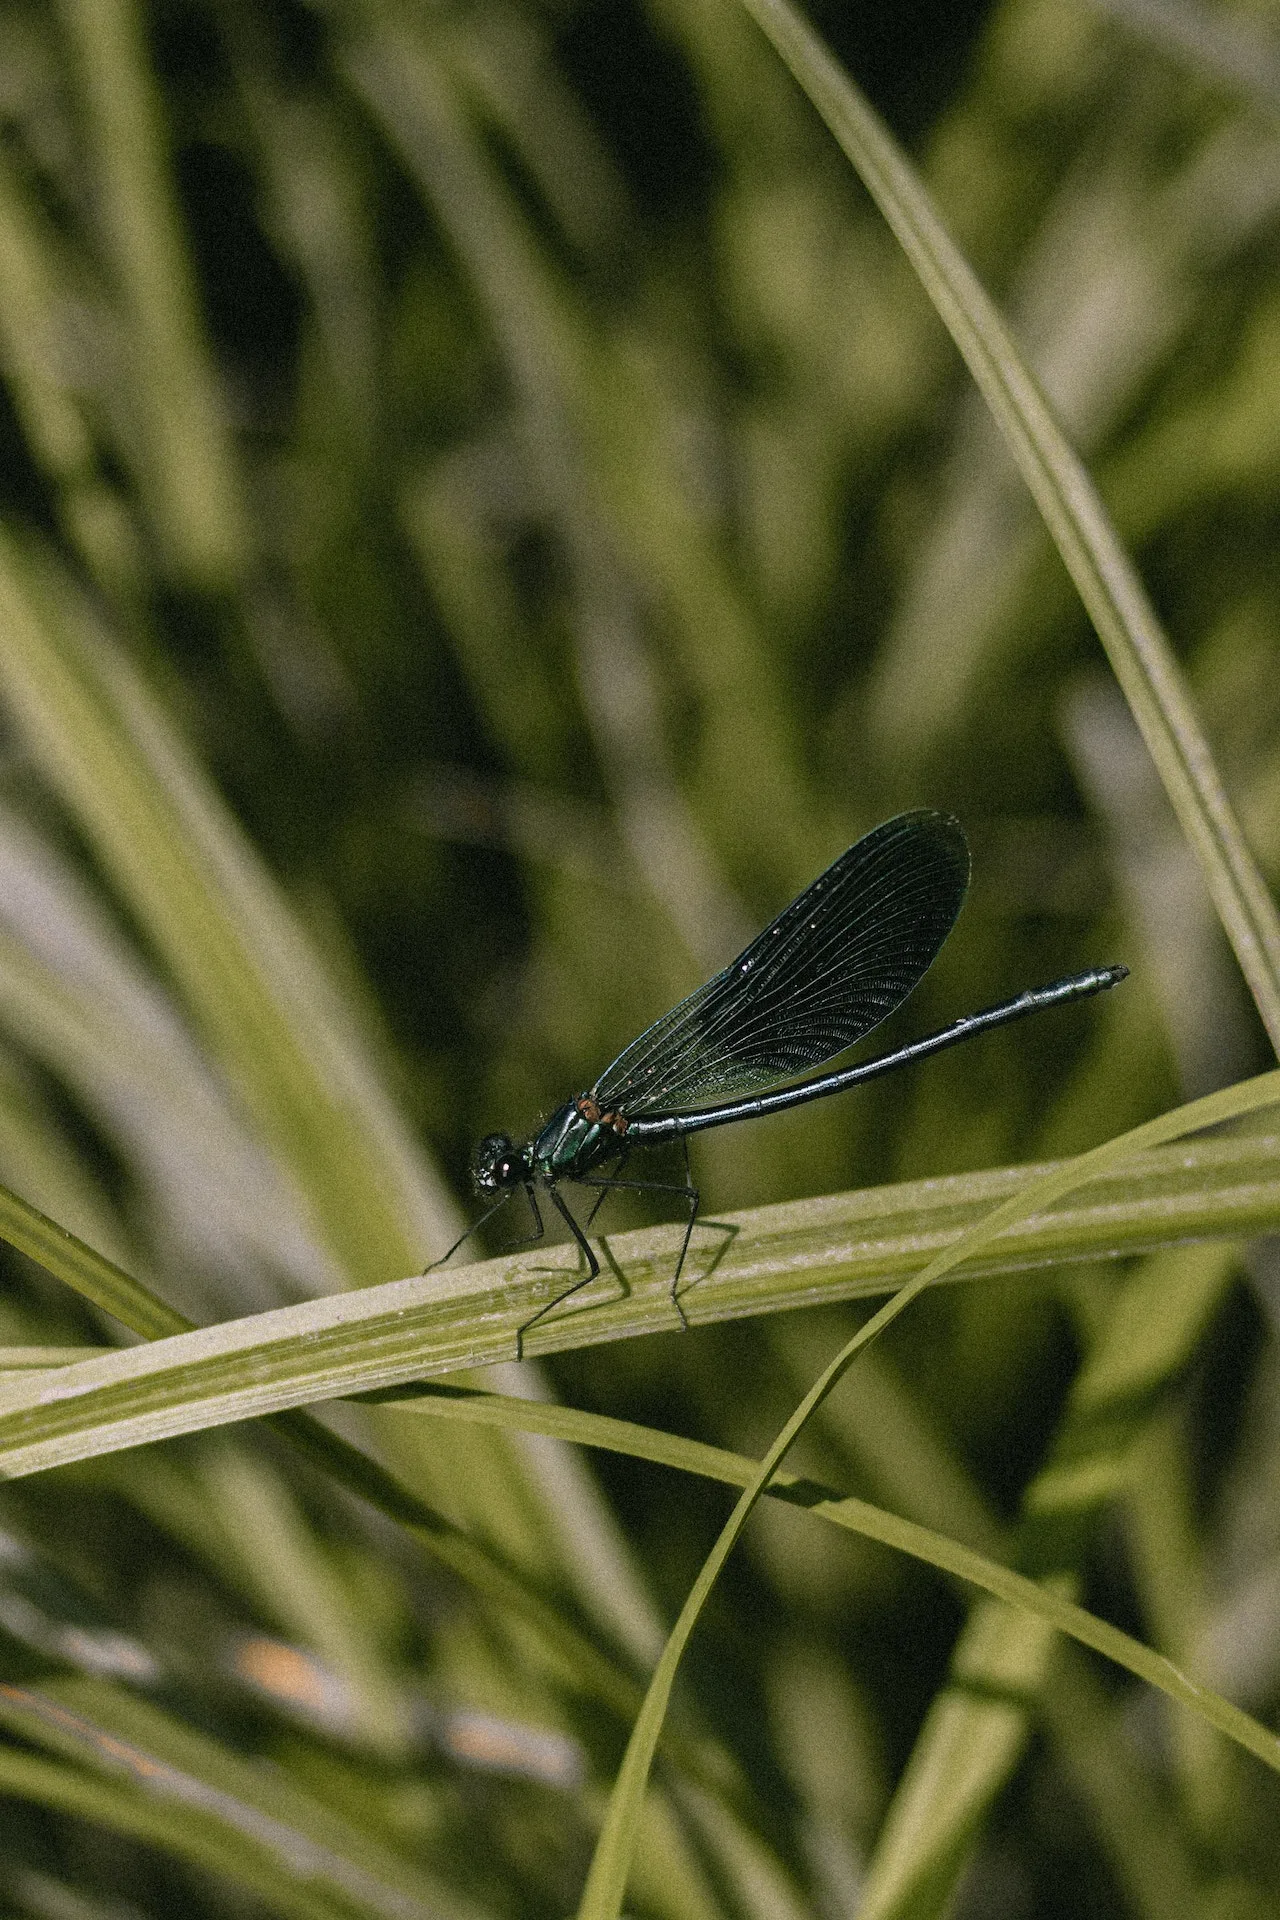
[431,811,1126,1350]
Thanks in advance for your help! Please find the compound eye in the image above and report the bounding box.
[473,1132,517,1192]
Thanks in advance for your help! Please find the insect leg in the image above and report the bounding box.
[673,1137,699,1326]
[523,1182,545,1242]
[575,1143,700,1329]
[514,1184,601,1359]
[585,1141,630,1228]
[421,1191,514,1274]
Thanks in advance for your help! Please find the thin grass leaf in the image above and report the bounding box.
[0,802,337,1305]
[730,0,1280,1050]
[3,1100,1280,1476]
[573,1069,1280,1917]
[0,529,451,1285]
[373,1379,1280,1888]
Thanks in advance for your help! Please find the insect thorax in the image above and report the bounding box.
[531,1096,627,1179]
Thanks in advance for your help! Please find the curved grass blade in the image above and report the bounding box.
[731,0,1280,1051]
[572,1068,1280,1918]
[367,1380,1280,1779]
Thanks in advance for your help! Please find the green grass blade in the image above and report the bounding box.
[573,1069,1280,1917]
[373,1381,1280,1777]
[0,530,452,1285]
[1,1085,1280,1477]
[730,0,1280,1050]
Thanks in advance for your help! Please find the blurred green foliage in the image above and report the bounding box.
[0,0,1278,1913]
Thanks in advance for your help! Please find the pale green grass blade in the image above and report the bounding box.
[0,1181,185,1342]
[54,0,247,586]
[0,530,452,1284]
[0,1677,481,1920]
[2,1093,1280,1476]
[731,0,1280,1050]
[0,800,341,1306]
[0,1043,136,1279]
[573,1071,1280,1917]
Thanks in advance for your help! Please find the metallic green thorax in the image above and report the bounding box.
[530,1101,620,1180]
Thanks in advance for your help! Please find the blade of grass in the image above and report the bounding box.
[0,529,451,1285]
[0,804,338,1301]
[3,1098,1280,1474]
[729,0,1280,1051]
[572,1069,1280,1918]
[361,1372,1280,1778]
[0,1176,697,1757]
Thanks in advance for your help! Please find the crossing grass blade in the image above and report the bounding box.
[571,1068,1280,1917]
[367,1379,1280,1780]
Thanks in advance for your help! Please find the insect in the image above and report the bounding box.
[432,811,1126,1351]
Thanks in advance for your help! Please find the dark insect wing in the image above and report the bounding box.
[592,811,970,1115]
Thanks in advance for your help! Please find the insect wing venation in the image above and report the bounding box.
[592,811,970,1115]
